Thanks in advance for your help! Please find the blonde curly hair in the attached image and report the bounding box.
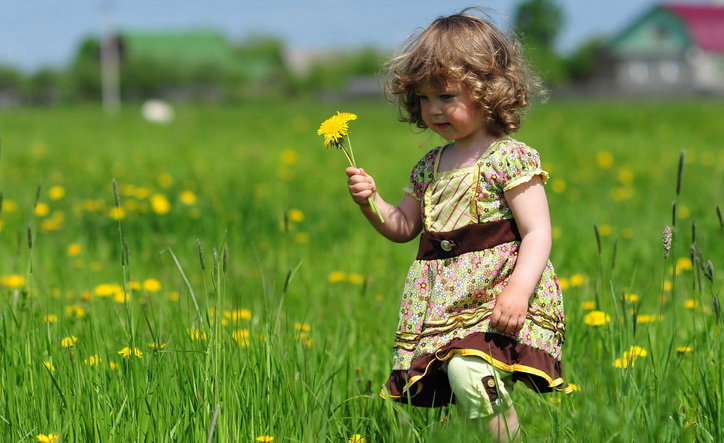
[384,8,544,137]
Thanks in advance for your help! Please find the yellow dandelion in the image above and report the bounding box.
[598,224,611,236]
[49,185,65,200]
[187,328,207,340]
[157,173,173,188]
[2,199,17,212]
[61,336,78,347]
[40,219,62,232]
[685,299,697,309]
[295,232,309,243]
[150,194,171,214]
[568,383,580,391]
[626,346,648,358]
[65,305,86,318]
[663,280,672,291]
[166,291,179,301]
[179,190,197,205]
[551,179,566,193]
[622,228,634,239]
[348,435,367,443]
[287,208,304,223]
[584,311,610,326]
[581,301,596,310]
[67,243,81,256]
[295,323,311,332]
[317,112,356,148]
[35,202,50,216]
[328,271,346,283]
[596,151,613,168]
[548,397,562,404]
[84,355,101,366]
[551,226,561,240]
[148,343,167,350]
[43,361,55,371]
[636,314,656,323]
[126,280,141,291]
[118,347,143,358]
[280,149,299,165]
[348,273,365,285]
[108,207,126,220]
[36,433,60,443]
[676,346,691,353]
[113,291,129,304]
[677,257,693,270]
[143,278,161,292]
[135,187,151,199]
[233,329,250,346]
[108,362,118,370]
[256,436,274,443]
[0,274,25,288]
[558,277,570,290]
[679,205,690,219]
[570,274,586,287]
[43,314,58,323]
[624,293,639,302]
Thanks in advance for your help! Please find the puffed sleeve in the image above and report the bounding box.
[492,141,550,192]
[402,147,440,201]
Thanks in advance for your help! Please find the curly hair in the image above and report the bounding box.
[383,8,544,137]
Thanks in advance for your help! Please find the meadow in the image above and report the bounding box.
[0,97,722,442]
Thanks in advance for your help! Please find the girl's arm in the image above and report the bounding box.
[489,175,552,335]
[346,167,423,243]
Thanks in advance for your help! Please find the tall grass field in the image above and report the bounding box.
[0,98,723,442]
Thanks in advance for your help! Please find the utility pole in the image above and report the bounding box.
[100,1,121,114]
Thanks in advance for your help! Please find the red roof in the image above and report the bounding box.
[664,4,724,52]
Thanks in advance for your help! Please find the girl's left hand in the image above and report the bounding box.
[489,290,529,335]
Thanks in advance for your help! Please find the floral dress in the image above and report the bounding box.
[383,136,570,407]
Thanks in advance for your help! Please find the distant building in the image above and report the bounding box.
[599,3,724,95]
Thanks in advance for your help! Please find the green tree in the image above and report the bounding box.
[566,36,606,82]
[514,0,564,50]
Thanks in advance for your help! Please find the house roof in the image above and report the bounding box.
[664,4,724,52]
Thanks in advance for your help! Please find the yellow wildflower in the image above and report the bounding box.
[569,274,586,287]
[558,277,569,290]
[581,301,596,310]
[187,328,207,340]
[61,336,78,347]
[568,383,580,391]
[584,311,610,326]
[280,149,298,165]
[348,435,367,443]
[624,293,639,302]
[135,187,151,199]
[65,305,86,318]
[157,173,173,188]
[143,278,161,292]
[677,257,693,270]
[256,436,274,443]
[596,151,613,168]
[35,202,50,216]
[295,323,311,332]
[67,243,81,256]
[287,209,304,223]
[317,111,357,148]
[118,347,143,358]
[109,362,118,370]
[108,207,126,220]
[598,224,611,236]
[49,186,65,200]
[295,233,309,243]
[348,274,365,285]
[43,314,58,323]
[179,190,197,205]
[43,362,55,371]
[328,271,346,283]
[685,299,697,309]
[233,329,250,346]
[148,343,167,350]
[150,194,171,214]
[84,355,101,366]
[636,314,656,323]
[676,347,691,353]
[1,274,25,288]
[36,433,60,443]
[2,199,17,212]
[551,179,566,193]
[166,291,179,301]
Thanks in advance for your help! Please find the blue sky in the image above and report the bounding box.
[0,0,699,72]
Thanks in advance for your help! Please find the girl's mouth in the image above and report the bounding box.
[435,123,451,129]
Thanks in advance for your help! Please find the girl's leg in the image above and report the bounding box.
[447,354,519,442]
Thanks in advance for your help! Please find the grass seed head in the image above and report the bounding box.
[717,205,723,229]
[112,178,120,208]
[27,224,33,250]
[671,201,677,227]
[196,239,206,271]
[123,237,130,267]
[223,245,228,274]
[689,245,696,265]
[662,226,672,259]
[705,260,714,282]
[593,223,601,255]
[213,247,219,281]
[34,180,42,209]
[714,296,721,322]
[691,220,696,244]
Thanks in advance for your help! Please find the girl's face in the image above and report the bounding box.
[415,82,489,146]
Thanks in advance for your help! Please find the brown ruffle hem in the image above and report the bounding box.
[381,332,572,408]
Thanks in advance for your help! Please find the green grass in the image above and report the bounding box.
[0,97,722,442]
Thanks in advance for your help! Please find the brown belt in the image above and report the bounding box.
[416,219,521,260]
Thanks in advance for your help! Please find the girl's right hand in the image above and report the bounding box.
[346,167,377,207]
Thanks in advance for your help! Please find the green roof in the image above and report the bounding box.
[608,7,690,57]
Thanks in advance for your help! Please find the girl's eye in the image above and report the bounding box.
[417,95,428,101]
[440,94,453,100]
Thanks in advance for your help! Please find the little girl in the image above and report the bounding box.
[345,8,570,442]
